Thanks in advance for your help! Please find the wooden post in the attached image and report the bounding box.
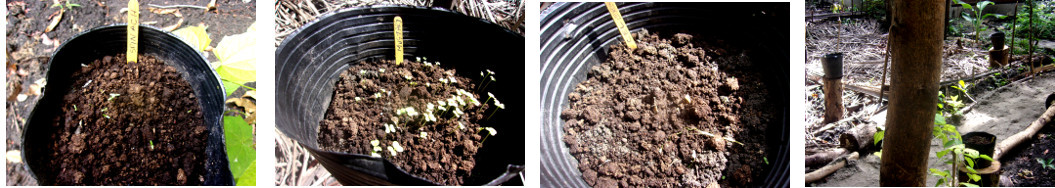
[880,0,945,186]
[822,53,845,124]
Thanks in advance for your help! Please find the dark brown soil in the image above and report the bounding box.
[561,31,772,187]
[1000,125,1055,187]
[318,59,500,185]
[965,135,994,145]
[6,0,255,185]
[42,54,208,185]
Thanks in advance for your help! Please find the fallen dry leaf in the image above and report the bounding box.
[161,18,184,31]
[225,96,256,125]
[150,8,178,14]
[44,9,64,33]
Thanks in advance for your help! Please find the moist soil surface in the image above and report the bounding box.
[318,60,499,185]
[561,31,772,187]
[42,54,207,185]
[999,125,1055,187]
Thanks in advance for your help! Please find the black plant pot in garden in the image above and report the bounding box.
[21,25,232,185]
[540,2,790,187]
[823,53,844,79]
[963,132,997,169]
[991,32,1005,50]
[275,5,525,186]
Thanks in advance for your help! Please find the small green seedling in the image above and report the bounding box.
[764,157,769,165]
[51,0,81,10]
[478,127,497,145]
[370,140,382,157]
[149,140,155,150]
[1038,158,1055,170]
[487,98,505,120]
[478,69,495,91]
[107,93,121,101]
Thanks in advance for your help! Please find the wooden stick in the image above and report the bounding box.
[604,2,636,50]
[805,152,860,183]
[806,148,848,167]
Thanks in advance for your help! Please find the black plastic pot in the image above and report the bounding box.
[962,132,996,169]
[823,53,844,79]
[21,25,231,185]
[540,2,789,187]
[991,32,1005,50]
[275,5,525,186]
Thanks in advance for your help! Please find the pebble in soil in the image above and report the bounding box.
[318,59,504,185]
[561,30,772,187]
[43,54,207,185]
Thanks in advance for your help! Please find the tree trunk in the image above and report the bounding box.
[823,78,844,124]
[880,0,945,186]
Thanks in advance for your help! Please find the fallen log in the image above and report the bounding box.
[805,148,847,167]
[805,152,860,184]
[839,122,878,151]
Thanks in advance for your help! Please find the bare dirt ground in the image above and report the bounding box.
[811,73,1055,186]
[6,0,255,185]
[272,0,523,185]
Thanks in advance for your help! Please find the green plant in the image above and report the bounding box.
[929,114,993,187]
[1039,158,1055,169]
[861,0,887,19]
[1001,0,1055,54]
[951,80,975,103]
[51,0,81,10]
[953,0,1007,44]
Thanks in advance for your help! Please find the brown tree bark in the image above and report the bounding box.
[879,0,945,186]
[823,78,844,124]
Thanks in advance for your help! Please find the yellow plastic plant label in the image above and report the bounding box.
[394,16,404,65]
[605,2,636,50]
[127,0,139,63]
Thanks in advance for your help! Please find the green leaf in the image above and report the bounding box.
[937,149,950,159]
[213,22,259,85]
[236,161,256,186]
[172,25,212,53]
[223,80,241,97]
[929,168,949,177]
[965,156,975,167]
[968,173,982,182]
[224,116,256,183]
[962,182,979,187]
[873,130,884,145]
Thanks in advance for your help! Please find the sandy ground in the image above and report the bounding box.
[811,73,1055,186]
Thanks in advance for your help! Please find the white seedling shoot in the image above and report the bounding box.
[488,98,505,120]
[392,141,404,152]
[478,127,498,145]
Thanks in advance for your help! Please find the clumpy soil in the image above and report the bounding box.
[43,54,208,185]
[561,30,772,187]
[319,59,498,185]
